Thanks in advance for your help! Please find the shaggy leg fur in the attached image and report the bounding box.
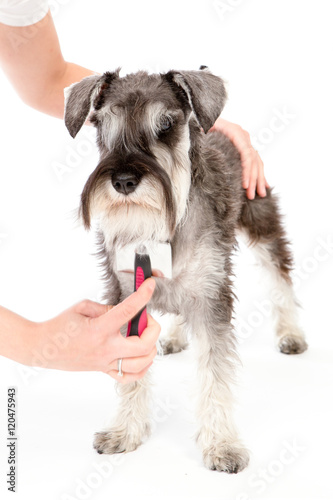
[93,372,152,454]
[147,255,249,473]
[253,242,308,354]
[239,191,307,355]
[192,319,249,473]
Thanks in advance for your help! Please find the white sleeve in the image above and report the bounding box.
[0,0,49,27]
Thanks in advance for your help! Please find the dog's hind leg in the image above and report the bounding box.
[238,189,308,354]
[93,372,152,454]
[161,315,188,354]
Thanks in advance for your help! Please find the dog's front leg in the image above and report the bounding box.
[94,270,153,455]
[147,269,250,472]
[93,372,152,455]
[94,273,185,457]
[190,309,250,473]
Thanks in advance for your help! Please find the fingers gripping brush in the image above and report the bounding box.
[127,245,152,337]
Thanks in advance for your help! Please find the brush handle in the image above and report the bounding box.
[127,253,152,337]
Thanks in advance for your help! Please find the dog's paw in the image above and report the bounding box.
[202,443,250,473]
[93,427,147,455]
[161,338,188,355]
[278,334,308,355]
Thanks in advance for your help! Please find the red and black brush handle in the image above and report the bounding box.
[127,252,152,337]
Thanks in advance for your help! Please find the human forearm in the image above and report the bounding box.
[0,306,39,366]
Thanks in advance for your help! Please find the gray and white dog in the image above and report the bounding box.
[64,67,307,473]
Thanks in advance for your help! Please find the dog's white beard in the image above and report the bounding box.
[99,204,171,250]
[94,179,171,249]
[88,162,189,249]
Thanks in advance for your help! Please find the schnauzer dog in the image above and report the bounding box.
[64,67,307,473]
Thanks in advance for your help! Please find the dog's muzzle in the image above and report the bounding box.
[111,171,142,195]
[80,150,177,233]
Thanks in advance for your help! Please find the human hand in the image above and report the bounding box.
[209,118,269,200]
[34,278,160,383]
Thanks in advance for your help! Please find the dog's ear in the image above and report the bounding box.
[162,67,227,133]
[64,71,119,138]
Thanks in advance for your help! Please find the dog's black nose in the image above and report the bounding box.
[111,172,141,195]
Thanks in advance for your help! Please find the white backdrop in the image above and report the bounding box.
[0,1,332,499]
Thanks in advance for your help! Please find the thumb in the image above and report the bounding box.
[75,299,112,318]
[94,278,155,332]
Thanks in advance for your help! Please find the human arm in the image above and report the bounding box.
[0,278,160,384]
[0,12,268,198]
[0,11,95,118]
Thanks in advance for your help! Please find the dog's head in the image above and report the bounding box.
[64,67,227,247]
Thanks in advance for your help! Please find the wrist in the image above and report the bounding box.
[209,118,234,138]
[26,320,52,368]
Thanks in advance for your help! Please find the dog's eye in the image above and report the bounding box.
[159,116,173,132]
